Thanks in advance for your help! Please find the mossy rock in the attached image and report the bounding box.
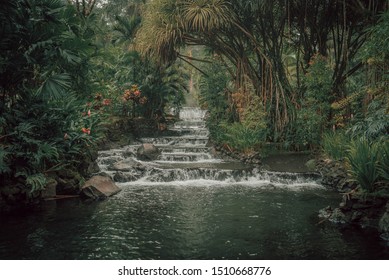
[305,159,316,171]
[55,169,85,195]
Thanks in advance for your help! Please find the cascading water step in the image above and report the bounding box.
[140,136,209,146]
[158,152,213,162]
[155,145,210,154]
[97,107,324,190]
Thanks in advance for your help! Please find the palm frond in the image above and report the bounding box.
[36,73,72,100]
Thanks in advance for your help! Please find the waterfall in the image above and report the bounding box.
[97,107,323,189]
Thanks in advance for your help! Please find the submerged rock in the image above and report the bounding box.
[81,175,121,200]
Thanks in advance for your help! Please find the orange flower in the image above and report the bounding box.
[134,90,141,97]
[81,128,91,135]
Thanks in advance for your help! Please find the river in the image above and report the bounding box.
[0,107,388,259]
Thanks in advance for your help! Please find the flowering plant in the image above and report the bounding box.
[122,85,147,104]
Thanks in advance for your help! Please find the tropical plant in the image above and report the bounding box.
[219,122,266,154]
[0,0,104,196]
[346,138,380,192]
[378,140,389,184]
[321,131,350,161]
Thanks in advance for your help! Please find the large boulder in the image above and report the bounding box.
[136,143,161,161]
[81,175,121,200]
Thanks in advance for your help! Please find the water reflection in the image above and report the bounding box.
[0,185,388,260]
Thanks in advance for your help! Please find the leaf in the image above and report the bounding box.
[0,147,11,174]
[26,173,47,193]
[59,49,82,64]
[36,73,72,100]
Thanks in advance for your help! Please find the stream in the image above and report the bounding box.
[0,107,388,259]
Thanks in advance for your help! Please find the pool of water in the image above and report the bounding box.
[1,184,388,260]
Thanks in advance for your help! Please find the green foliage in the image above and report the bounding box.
[360,10,389,64]
[378,140,389,183]
[218,122,266,154]
[346,138,380,192]
[0,92,104,194]
[25,173,48,194]
[348,99,389,141]
[287,54,334,149]
[286,108,324,150]
[198,59,232,132]
[321,131,350,161]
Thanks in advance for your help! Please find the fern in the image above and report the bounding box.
[32,142,60,170]
[26,173,47,193]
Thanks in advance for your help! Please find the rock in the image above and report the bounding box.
[113,172,139,183]
[329,208,347,224]
[113,172,129,182]
[351,211,363,222]
[379,202,389,234]
[41,178,57,199]
[81,175,121,200]
[123,148,135,158]
[136,144,161,161]
[87,161,100,174]
[305,159,316,171]
[109,158,143,172]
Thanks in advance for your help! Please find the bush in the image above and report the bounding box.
[322,130,350,161]
[378,140,389,184]
[218,122,266,154]
[0,93,104,195]
[288,54,333,150]
[346,138,380,192]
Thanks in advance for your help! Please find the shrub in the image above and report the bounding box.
[219,122,266,154]
[322,130,350,161]
[378,139,389,184]
[0,93,104,195]
[346,138,380,192]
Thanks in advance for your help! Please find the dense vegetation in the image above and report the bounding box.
[1,0,388,201]
[137,0,389,193]
[0,0,187,199]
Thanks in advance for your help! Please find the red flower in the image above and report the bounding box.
[102,99,111,106]
[81,128,91,135]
